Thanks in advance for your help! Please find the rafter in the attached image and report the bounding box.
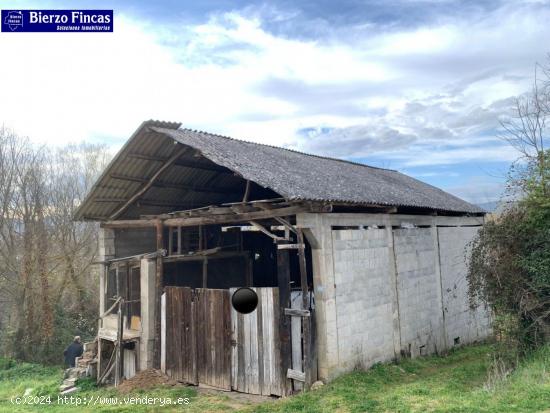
[109,146,188,220]
[109,173,237,194]
[126,152,232,173]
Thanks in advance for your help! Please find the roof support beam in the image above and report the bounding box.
[126,152,232,173]
[101,204,307,229]
[109,173,237,194]
[249,220,286,241]
[109,146,188,220]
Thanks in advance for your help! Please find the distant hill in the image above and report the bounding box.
[476,201,498,212]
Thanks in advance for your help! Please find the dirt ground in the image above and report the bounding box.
[116,369,273,409]
[116,369,179,393]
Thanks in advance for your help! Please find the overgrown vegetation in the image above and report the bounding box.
[0,344,548,412]
[0,130,110,364]
[467,64,550,359]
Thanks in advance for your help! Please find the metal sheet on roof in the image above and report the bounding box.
[74,120,484,221]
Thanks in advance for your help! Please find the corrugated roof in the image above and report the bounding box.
[75,120,484,220]
[153,127,484,214]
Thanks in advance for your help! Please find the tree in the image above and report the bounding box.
[0,128,110,363]
[468,64,550,355]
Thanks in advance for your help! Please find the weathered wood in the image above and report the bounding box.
[277,243,305,250]
[101,205,307,229]
[202,258,208,288]
[284,308,310,317]
[109,173,235,194]
[100,296,121,319]
[249,220,286,241]
[297,229,312,390]
[287,369,306,382]
[153,220,164,369]
[231,288,283,396]
[273,216,298,234]
[290,292,303,391]
[115,298,124,386]
[123,349,136,379]
[109,145,188,220]
[177,227,182,255]
[277,247,292,396]
[168,227,174,255]
[196,289,231,390]
[160,293,166,373]
[242,180,251,202]
[245,256,253,287]
[165,287,196,384]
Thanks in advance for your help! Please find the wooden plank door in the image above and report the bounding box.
[165,287,197,384]
[231,287,284,396]
[195,288,232,390]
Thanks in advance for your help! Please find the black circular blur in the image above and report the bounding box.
[231,287,258,314]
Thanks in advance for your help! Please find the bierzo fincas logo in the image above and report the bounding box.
[0,10,113,32]
[3,11,23,31]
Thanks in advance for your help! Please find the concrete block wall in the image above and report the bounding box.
[393,228,445,356]
[297,212,490,382]
[437,226,492,346]
[332,228,396,371]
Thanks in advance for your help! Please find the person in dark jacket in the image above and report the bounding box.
[64,336,83,368]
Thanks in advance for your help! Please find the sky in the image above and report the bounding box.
[1,0,549,205]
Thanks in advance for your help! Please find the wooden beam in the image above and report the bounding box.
[277,245,292,396]
[101,219,157,229]
[202,257,208,288]
[249,220,286,241]
[273,216,298,234]
[109,173,237,194]
[297,228,312,390]
[153,220,164,369]
[127,153,166,162]
[109,146,188,220]
[115,298,124,386]
[127,152,232,173]
[101,205,307,229]
[102,205,306,229]
[284,308,310,317]
[277,243,305,250]
[175,158,232,173]
[242,180,251,202]
[287,368,306,382]
[164,205,306,227]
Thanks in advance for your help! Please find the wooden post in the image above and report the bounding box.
[245,255,253,287]
[276,244,292,396]
[168,227,173,256]
[97,338,102,384]
[297,229,312,390]
[154,219,164,369]
[177,227,182,255]
[115,298,124,386]
[202,257,208,288]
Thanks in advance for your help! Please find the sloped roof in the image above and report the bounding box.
[75,120,484,220]
[153,127,483,214]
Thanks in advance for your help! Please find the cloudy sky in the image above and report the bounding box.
[1,0,549,204]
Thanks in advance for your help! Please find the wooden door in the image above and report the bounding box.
[195,288,232,390]
[231,287,284,396]
[165,287,197,384]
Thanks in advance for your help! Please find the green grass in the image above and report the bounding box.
[0,344,548,412]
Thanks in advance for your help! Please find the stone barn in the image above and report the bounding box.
[75,120,491,395]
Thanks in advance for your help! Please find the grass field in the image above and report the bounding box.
[0,344,548,412]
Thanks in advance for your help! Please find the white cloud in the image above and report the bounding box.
[0,0,548,191]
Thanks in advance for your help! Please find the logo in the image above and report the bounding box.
[1,10,113,32]
[3,10,23,31]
